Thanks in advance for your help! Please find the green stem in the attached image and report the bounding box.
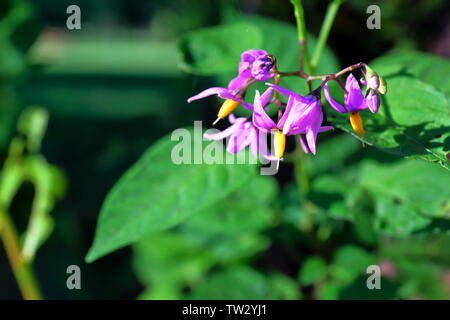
[290,0,312,73]
[0,208,43,300]
[311,0,343,71]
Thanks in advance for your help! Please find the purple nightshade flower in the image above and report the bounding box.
[263,83,333,155]
[187,50,276,125]
[203,114,273,160]
[323,74,370,113]
[323,73,378,136]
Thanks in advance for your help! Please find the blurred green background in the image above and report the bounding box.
[0,0,449,300]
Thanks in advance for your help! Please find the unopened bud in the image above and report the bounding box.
[365,65,387,95]
[366,90,380,113]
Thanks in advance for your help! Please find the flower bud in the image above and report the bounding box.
[251,54,276,80]
[365,65,387,95]
[366,89,380,113]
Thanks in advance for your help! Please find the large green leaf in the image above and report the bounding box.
[86,129,258,262]
[185,176,277,235]
[327,51,450,170]
[359,160,450,220]
[309,158,450,236]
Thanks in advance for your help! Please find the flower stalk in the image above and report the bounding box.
[290,0,312,73]
[0,208,43,300]
[311,0,343,71]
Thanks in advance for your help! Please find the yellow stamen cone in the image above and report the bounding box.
[274,130,286,159]
[215,99,240,124]
[349,112,364,137]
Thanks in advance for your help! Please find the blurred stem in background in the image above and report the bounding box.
[311,0,343,72]
[0,107,65,300]
[289,0,341,229]
[0,208,42,300]
[290,0,311,73]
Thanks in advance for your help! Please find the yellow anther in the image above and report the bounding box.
[274,130,286,159]
[213,99,240,125]
[349,112,364,137]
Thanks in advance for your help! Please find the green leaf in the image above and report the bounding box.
[179,23,263,75]
[186,176,277,235]
[0,0,39,78]
[327,51,450,170]
[133,234,214,289]
[267,273,301,300]
[86,128,258,262]
[330,245,377,284]
[298,256,328,286]
[360,159,450,218]
[188,266,268,300]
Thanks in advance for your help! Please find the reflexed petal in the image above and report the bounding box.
[265,83,303,101]
[226,129,250,154]
[203,120,243,140]
[260,87,273,107]
[248,128,259,157]
[252,90,276,131]
[187,87,234,103]
[304,111,323,155]
[299,134,312,154]
[324,83,347,113]
[277,94,295,128]
[318,126,334,132]
[240,101,254,111]
[345,74,366,112]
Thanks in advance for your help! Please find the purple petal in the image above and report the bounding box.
[241,101,254,111]
[277,94,295,128]
[226,127,251,154]
[260,87,273,107]
[228,74,250,90]
[248,128,259,158]
[283,99,322,135]
[299,134,312,154]
[265,83,303,101]
[187,87,234,103]
[318,126,334,132]
[324,83,347,113]
[345,74,367,112]
[304,111,324,155]
[252,90,276,132]
[203,120,243,140]
[228,113,237,124]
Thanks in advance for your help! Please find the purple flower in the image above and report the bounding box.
[204,114,273,159]
[323,74,370,113]
[263,84,333,154]
[187,50,276,125]
[324,74,379,137]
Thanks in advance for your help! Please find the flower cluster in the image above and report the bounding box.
[188,49,386,165]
